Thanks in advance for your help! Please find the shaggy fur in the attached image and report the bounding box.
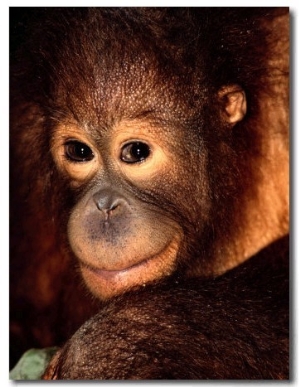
[43,236,289,380]
[10,8,289,377]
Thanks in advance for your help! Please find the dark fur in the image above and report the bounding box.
[43,236,289,380]
[10,7,289,376]
[10,8,285,260]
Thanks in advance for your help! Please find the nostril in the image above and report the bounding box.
[93,189,123,214]
[108,202,119,212]
[95,198,119,213]
[101,202,119,223]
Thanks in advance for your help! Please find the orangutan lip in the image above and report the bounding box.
[80,258,149,280]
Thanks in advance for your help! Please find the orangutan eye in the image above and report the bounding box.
[120,142,151,164]
[65,140,94,162]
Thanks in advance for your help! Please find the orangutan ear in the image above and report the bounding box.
[218,85,247,125]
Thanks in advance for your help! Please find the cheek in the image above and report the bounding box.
[140,161,210,227]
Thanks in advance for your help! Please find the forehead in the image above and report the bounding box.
[47,9,206,129]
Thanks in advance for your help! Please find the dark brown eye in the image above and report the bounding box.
[64,140,94,162]
[121,142,151,164]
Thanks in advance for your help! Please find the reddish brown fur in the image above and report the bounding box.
[10,7,289,375]
[43,236,289,380]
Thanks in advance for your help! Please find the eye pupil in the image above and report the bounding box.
[121,142,150,164]
[65,141,94,162]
